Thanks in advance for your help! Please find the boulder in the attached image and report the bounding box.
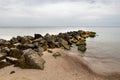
[8,48,23,58]
[47,41,56,48]
[70,38,78,43]
[78,45,87,52]
[17,36,32,44]
[41,42,48,51]
[60,39,70,50]
[22,49,45,69]
[6,57,18,64]
[10,37,18,44]
[34,34,43,39]
[76,39,86,46]
[34,46,44,56]
[1,47,10,53]
[33,38,43,42]
[0,52,7,61]
[88,31,96,37]
[0,39,9,46]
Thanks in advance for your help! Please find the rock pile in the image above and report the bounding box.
[0,30,96,69]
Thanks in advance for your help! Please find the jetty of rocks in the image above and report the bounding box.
[0,30,96,69]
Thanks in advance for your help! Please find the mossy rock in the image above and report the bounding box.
[78,45,87,52]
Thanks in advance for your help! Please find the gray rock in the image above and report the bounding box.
[23,49,45,69]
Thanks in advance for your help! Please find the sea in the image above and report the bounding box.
[0,26,120,75]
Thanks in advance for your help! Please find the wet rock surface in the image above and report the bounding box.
[0,30,96,69]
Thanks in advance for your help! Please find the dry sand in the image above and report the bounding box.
[0,48,120,80]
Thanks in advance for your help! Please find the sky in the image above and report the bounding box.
[0,0,120,27]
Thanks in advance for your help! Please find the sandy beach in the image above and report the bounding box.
[0,48,120,80]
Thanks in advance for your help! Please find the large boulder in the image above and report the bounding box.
[19,49,45,69]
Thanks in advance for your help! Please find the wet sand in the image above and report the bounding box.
[0,48,120,80]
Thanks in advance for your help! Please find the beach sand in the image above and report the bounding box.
[0,48,120,80]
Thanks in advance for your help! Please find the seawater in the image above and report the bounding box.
[0,26,120,75]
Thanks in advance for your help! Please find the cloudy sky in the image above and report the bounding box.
[0,0,120,27]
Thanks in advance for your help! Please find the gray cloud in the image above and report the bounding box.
[0,0,120,26]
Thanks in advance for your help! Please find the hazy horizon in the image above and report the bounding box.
[0,0,120,27]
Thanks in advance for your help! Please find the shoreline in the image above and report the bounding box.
[0,30,120,80]
[0,48,120,80]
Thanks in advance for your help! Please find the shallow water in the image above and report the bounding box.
[0,26,120,75]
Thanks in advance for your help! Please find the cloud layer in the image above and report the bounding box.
[0,0,120,26]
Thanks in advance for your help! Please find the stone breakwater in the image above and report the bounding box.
[0,30,96,69]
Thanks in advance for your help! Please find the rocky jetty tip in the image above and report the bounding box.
[0,30,96,69]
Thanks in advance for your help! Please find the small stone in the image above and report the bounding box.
[10,71,15,74]
[47,50,53,53]
[52,52,61,58]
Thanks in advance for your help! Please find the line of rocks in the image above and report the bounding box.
[0,30,96,69]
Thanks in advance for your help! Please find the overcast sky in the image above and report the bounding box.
[0,0,120,27]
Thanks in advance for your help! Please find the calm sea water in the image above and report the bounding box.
[0,26,120,74]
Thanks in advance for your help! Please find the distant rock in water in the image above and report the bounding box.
[0,30,96,69]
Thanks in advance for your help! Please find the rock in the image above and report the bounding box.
[34,46,44,56]
[88,31,96,37]
[0,39,9,46]
[47,49,53,53]
[78,45,87,52]
[0,52,7,61]
[1,47,10,53]
[8,48,23,58]
[33,38,43,42]
[13,43,21,47]
[10,37,18,44]
[17,36,32,44]
[60,39,70,50]
[76,39,86,46]
[34,34,43,39]
[6,57,18,64]
[75,35,81,40]
[44,33,51,38]
[52,52,61,58]
[54,42,61,48]
[25,36,34,40]
[70,38,78,43]
[23,44,35,48]
[10,71,15,74]
[22,49,45,69]
[41,42,48,51]
[47,41,56,48]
